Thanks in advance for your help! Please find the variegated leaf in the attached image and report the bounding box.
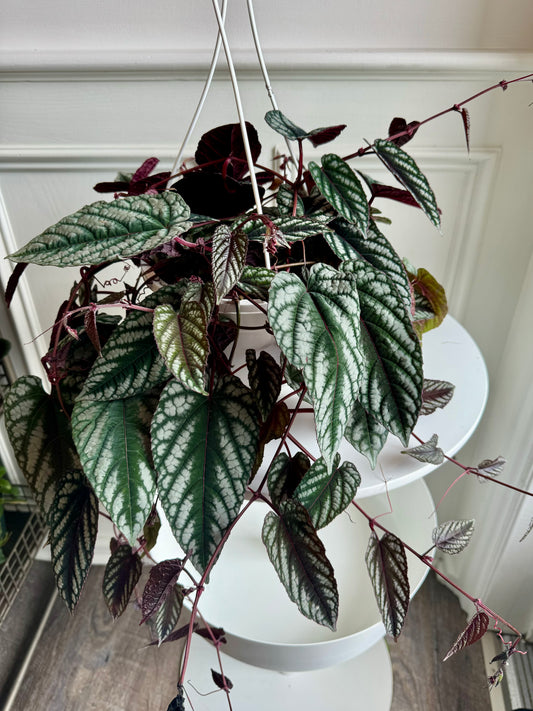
[71,394,157,545]
[264,110,308,140]
[324,219,412,316]
[420,379,455,416]
[80,285,185,401]
[443,612,489,661]
[154,586,184,645]
[246,349,282,422]
[402,434,444,465]
[153,302,208,395]
[243,215,332,243]
[268,452,310,508]
[4,376,80,520]
[373,140,440,229]
[141,558,186,621]
[476,457,506,477]
[268,264,363,469]
[308,154,369,236]
[102,543,143,619]
[8,191,191,267]
[341,260,423,445]
[211,224,248,304]
[277,183,304,216]
[262,499,338,630]
[432,519,475,555]
[151,374,260,573]
[48,469,98,612]
[365,530,410,639]
[344,400,388,469]
[236,266,275,300]
[294,453,360,529]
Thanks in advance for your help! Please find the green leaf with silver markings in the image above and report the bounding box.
[153,301,209,395]
[8,191,192,267]
[341,260,423,445]
[71,394,157,545]
[268,263,363,469]
[294,453,360,529]
[151,374,260,574]
[4,376,80,520]
[262,499,338,630]
[373,140,440,229]
[277,184,305,216]
[154,586,184,645]
[48,469,98,612]
[102,543,142,619]
[268,452,311,508]
[344,400,388,469]
[243,215,332,243]
[265,110,308,141]
[246,349,282,422]
[325,219,412,316]
[236,266,275,300]
[308,154,369,235]
[212,224,248,303]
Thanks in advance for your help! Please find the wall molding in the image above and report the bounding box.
[1,49,532,82]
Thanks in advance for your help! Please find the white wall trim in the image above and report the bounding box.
[1,49,532,82]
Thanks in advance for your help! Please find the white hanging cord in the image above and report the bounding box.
[246,0,297,170]
[170,0,228,177]
[211,0,271,268]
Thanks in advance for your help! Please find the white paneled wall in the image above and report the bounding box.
[1,0,533,635]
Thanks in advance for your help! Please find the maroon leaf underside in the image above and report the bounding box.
[5,261,29,307]
[141,557,186,622]
[102,544,142,619]
[443,611,489,661]
[195,122,261,181]
[211,669,233,690]
[307,124,347,147]
[388,117,420,147]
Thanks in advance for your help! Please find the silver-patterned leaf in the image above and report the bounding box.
[153,302,208,395]
[151,374,260,573]
[268,264,363,469]
[344,400,388,469]
[262,499,338,630]
[365,530,410,639]
[341,259,423,445]
[267,452,310,508]
[432,519,475,555]
[324,219,412,316]
[476,457,506,477]
[294,453,360,529]
[48,469,98,612]
[402,434,444,465]
[264,110,308,140]
[246,349,282,422]
[154,586,184,645]
[102,543,143,619]
[4,376,80,520]
[236,265,275,300]
[8,191,192,267]
[420,379,455,416]
[141,558,186,621]
[443,612,489,661]
[277,183,305,216]
[308,154,369,235]
[372,140,440,229]
[71,394,157,545]
[243,215,332,243]
[211,224,248,304]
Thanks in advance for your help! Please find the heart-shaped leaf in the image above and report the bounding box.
[151,374,260,573]
[268,264,363,469]
[344,400,388,469]
[308,154,369,235]
[262,500,339,630]
[48,469,98,612]
[212,224,248,303]
[443,612,489,661]
[341,260,423,445]
[432,519,475,555]
[294,453,360,529]
[8,192,191,267]
[268,452,311,508]
[402,434,444,465]
[373,140,440,229]
[420,379,455,416]
[102,543,142,619]
[365,530,410,639]
[71,393,157,545]
[4,376,80,520]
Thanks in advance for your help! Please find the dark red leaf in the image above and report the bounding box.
[166,688,185,711]
[145,622,198,647]
[93,180,130,193]
[132,157,160,182]
[5,262,28,307]
[211,669,233,690]
[195,122,261,180]
[172,172,263,219]
[388,117,420,147]
[141,558,186,622]
[307,124,347,147]
[102,543,142,619]
[196,625,227,644]
[443,611,489,661]
[84,310,101,354]
[459,107,471,154]
[420,379,455,415]
[370,183,421,208]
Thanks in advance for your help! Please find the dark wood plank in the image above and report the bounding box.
[389,571,492,711]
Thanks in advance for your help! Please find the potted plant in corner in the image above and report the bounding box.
[2,10,531,707]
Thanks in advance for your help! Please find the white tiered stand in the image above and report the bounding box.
[153,314,489,710]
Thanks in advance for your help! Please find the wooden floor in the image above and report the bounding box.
[1,564,492,711]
